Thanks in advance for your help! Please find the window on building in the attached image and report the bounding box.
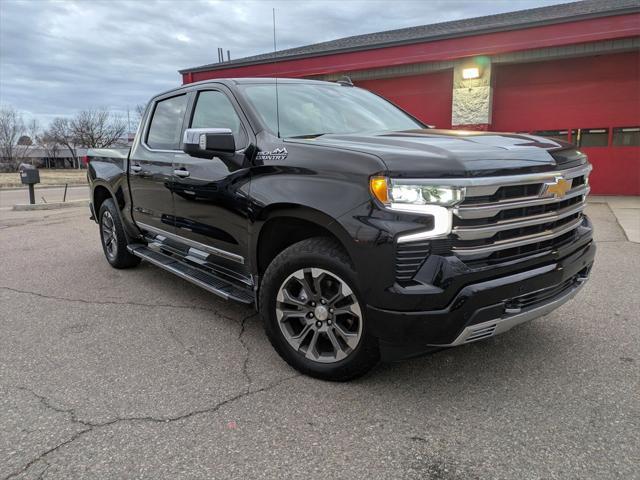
[191,90,248,148]
[612,127,640,147]
[578,128,609,148]
[146,94,188,150]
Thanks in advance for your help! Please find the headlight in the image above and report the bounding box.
[370,176,465,209]
[369,176,465,241]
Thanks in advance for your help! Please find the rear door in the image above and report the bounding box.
[129,93,189,234]
[172,87,253,266]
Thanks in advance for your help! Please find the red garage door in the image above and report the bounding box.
[356,70,453,129]
[492,52,640,195]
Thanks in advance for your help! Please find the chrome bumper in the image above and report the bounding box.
[428,276,587,347]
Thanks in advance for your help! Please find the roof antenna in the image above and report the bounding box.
[337,75,354,86]
[273,8,281,138]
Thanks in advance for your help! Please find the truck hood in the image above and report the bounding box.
[288,129,580,178]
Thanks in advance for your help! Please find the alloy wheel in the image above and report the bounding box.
[276,268,363,363]
[101,210,118,260]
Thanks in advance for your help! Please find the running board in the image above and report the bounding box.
[127,244,254,304]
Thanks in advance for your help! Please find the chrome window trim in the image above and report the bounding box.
[142,93,189,154]
[136,222,244,264]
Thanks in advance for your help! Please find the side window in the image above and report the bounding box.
[191,90,248,148]
[147,94,188,150]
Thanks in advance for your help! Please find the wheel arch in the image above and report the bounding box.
[252,204,356,276]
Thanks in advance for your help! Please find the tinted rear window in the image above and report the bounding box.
[147,94,188,150]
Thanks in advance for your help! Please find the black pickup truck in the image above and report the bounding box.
[87,78,594,380]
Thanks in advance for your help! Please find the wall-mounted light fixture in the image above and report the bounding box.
[462,67,481,79]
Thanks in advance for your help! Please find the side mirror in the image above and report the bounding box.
[183,128,235,159]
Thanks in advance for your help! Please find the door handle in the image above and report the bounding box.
[130,164,142,173]
[174,169,190,178]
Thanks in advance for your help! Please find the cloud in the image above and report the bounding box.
[0,0,561,127]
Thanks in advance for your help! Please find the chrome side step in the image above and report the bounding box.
[127,244,254,304]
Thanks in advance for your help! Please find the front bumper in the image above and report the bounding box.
[367,239,595,361]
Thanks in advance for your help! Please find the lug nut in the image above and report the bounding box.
[329,308,334,313]
[310,301,316,307]
[308,312,314,318]
[321,299,326,304]
[327,319,332,325]
[316,321,322,328]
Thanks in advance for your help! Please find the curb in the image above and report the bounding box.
[0,184,88,191]
[12,200,89,211]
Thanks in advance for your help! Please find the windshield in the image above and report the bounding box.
[240,83,423,138]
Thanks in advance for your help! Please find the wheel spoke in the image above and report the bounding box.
[333,323,360,349]
[279,289,309,308]
[311,268,327,298]
[289,323,314,350]
[332,300,358,316]
[305,329,320,360]
[276,304,306,322]
[326,328,347,359]
[292,270,315,299]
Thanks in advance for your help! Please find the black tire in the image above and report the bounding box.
[98,198,141,269]
[260,237,380,381]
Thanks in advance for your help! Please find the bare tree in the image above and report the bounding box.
[0,106,37,169]
[134,103,147,123]
[48,117,78,168]
[37,132,62,168]
[72,108,126,149]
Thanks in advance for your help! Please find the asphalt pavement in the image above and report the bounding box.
[0,203,638,479]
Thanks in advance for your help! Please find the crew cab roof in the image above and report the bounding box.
[151,77,340,101]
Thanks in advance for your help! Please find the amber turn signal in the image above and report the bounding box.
[370,176,390,204]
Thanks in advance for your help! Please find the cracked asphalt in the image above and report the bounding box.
[0,203,638,479]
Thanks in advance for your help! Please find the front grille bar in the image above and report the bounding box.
[454,184,589,220]
[452,216,584,257]
[453,201,586,241]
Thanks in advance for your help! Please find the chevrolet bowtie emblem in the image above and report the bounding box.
[543,177,572,199]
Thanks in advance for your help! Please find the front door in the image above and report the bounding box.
[129,93,189,234]
[172,88,253,266]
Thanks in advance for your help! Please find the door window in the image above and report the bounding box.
[147,94,188,150]
[191,90,248,148]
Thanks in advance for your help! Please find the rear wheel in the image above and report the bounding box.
[98,199,140,269]
[260,237,379,381]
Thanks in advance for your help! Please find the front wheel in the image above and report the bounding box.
[260,238,379,381]
[98,198,141,269]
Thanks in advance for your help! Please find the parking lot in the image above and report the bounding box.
[0,203,638,479]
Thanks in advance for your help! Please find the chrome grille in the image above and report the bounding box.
[450,164,591,264]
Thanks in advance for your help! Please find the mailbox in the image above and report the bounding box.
[19,163,40,185]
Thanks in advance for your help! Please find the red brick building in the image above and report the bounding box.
[180,0,640,195]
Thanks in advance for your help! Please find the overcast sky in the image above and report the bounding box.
[1,0,564,128]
